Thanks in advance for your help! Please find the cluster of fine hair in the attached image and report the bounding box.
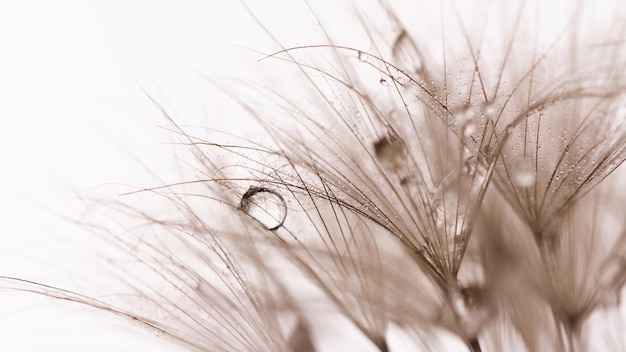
[4,0,626,351]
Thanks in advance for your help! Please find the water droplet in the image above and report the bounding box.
[357,50,374,64]
[374,134,407,171]
[392,30,424,73]
[394,75,410,86]
[239,187,287,230]
[512,159,536,188]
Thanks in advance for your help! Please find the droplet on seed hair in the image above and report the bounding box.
[374,134,407,171]
[512,159,536,188]
[357,50,370,63]
[392,30,424,73]
[239,186,287,230]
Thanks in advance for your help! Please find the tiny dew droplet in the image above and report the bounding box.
[512,159,536,188]
[239,186,287,230]
[357,50,371,63]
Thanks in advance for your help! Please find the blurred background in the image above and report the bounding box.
[0,1,268,350]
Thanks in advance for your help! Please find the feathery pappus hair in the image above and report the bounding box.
[3,0,626,351]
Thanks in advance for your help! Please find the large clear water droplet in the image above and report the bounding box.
[239,187,287,230]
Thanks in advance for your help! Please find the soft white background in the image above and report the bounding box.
[0,1,268,350]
